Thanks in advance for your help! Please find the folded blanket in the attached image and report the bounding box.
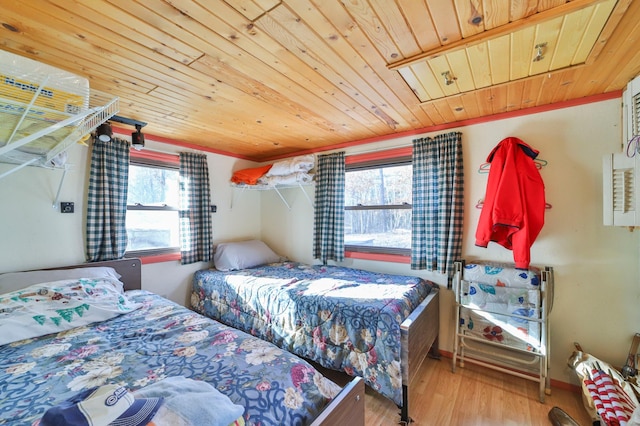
[134,376,244,426]
[257,172,313,186]
[230,164,272,185]
[266,154,314,176]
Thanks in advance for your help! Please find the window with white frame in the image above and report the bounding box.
[126,152,180,256]
[344,154,412,256]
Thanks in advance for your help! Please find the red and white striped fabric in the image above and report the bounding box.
[584,369,637,426]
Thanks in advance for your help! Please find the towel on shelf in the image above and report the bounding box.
[230,164,273,185]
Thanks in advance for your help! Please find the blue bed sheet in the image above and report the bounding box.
[192,261,434,406]
[0,290,339,426]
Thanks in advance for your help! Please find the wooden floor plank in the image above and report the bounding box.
[318,356,593,425]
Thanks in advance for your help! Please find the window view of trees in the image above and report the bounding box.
[127,165,179,206]
[126,164,180,253]
[345,163,412,251]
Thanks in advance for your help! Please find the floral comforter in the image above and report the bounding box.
[192,262,435,406]
[0,289,340,426]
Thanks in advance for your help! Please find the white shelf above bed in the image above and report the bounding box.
[0,51,119,181]
[0,51,120,210]
[230,182,314,210]
[0,93,119,210]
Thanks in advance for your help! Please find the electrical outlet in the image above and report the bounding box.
[60,202,74,213]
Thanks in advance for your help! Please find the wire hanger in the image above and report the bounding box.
[626,135,640,158]
[478,158,548,173]
[475,198,552,210]
[478,162,491,174]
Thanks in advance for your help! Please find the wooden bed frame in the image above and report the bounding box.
[46,257,365,426]
[401,288,440,423]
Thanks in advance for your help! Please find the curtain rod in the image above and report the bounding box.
[319,142,413,157]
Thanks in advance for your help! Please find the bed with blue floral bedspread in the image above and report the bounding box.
[0,275,360,426]
[191,261,439,410]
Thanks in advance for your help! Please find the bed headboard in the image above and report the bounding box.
[51,258,142,291]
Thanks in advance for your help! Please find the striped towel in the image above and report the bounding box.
[584,369,637,425]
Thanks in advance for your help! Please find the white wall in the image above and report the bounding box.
[0,135,263,307]
[261,98,640,387]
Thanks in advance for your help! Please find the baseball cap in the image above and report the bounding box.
[40,384,163,426]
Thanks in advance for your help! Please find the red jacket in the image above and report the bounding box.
[475,137,545,269]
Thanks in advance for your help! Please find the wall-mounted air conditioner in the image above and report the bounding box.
[603,74,640,227]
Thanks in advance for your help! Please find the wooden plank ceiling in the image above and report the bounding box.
[392,0,618,102]
[0,0,639,161]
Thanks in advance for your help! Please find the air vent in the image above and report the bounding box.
[632,91,640,139]
[623,74,640,147]
[612,168,635,213]
[603,153,639,226]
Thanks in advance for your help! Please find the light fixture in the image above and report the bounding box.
[441,71,456,86]
[131,124,145,150]
[108,115,148,150]
[95,122,112,142]
[533,43,547,62]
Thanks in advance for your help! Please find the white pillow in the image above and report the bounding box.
[214,240,282,271]
[0,266,122,295]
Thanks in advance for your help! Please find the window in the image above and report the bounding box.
[126,151,180,257]
[345,149,412,256]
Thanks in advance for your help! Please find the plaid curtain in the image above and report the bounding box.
[86,137,130,261]
[411,131,464,276]
[179,152,213,265]
[313,152,345,264]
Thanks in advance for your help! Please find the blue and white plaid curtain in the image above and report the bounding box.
[411,131,464,276]
[313,152,345,264]
[179,152,213,265]
[86,137,130,262]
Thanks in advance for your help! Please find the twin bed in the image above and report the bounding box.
[0,258,364,426]
[191,240,441,423]
[0,244,440,425]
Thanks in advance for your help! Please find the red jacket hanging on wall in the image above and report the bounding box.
[475,137,545,269]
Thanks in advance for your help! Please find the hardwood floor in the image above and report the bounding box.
[321,357,594,425]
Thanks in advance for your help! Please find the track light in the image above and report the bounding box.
[95,122,112,142]
[107,115,147,150]
[131,124,145,150]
